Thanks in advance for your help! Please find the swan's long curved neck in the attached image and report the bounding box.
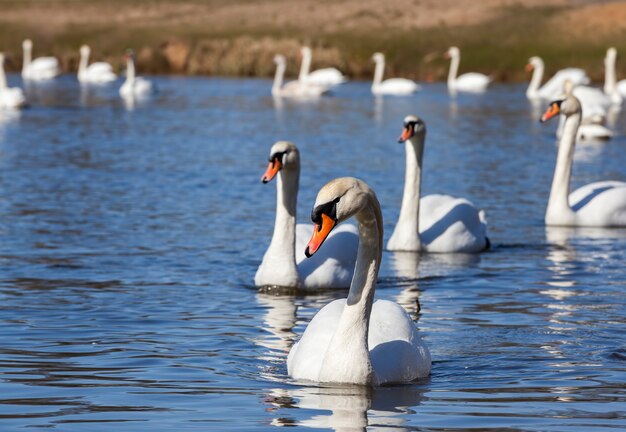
[266,165,299,278]
[79,51,89,76]
[0,60,7,90]
[22,46,32,74]
[447,54,460,90]
[372,59,385,90]
[126,57,136,83]
[526,62,544,98]
[604,55,617,95]
[547,112,580,223]
[321,192,382,384]
[272,63,285,93]
[391,134,424,249]
[298,51,311,82]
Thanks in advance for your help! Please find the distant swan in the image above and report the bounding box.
[603,47,624,105]
[445,46,490,94]
[525,56,589,100]
[78,45,116,84]
[387,115,489,253]
[21,39,60,81]
[119,50,153,98]
[0,53,26,109]
[540,95,626,226]
[371,53,420,96]
[255,141,358,290]
[298,47,347,87]
[287,177,431,385]
[272,54,329,98]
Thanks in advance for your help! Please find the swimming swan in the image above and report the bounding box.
[371,53,420,96]
[255,141,358,290]
[287,177,431,385]
[387,115,489,253]
[21,39,60,81]
[298,47,347,87]
[119,50,153,98]
[0,53,26,109]
[540,95,626,226]
[445,47,490,94]
[272,55,330,98]
[525,56,589,100]
[78,45,116,84]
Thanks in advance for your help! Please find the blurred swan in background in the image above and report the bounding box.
[21,39,60,81]
[445,46,491,94]
[298,47,347,87]
[78,45,116,84]
[119,49,153,98]
[525,56,589,100]
[0,53,26,109]
[371,52,420,96]
[272,54,329,98]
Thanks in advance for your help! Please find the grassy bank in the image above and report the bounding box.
[1,0,625,82]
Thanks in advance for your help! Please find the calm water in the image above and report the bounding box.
[0,75,625,431]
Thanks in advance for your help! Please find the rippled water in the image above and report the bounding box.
[0,75,625,431]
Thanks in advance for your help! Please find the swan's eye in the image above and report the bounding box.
[311,198,340,225]
[269,151,286,164]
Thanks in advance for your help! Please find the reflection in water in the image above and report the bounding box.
[255,291,297,356]
[266,384,425,431]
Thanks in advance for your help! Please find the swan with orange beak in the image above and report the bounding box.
[255,141,359,290]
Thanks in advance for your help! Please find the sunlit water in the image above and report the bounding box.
[0,75,625,431]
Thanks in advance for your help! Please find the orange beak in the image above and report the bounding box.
[398,125,414,143]
[525,63,534,72]
[305,213,336,257]
[540,102,561,123]
[261,159,282,183]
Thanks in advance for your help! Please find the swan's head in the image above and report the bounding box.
[273,54,286,65]
[300,46,311,57]
[124,49,135,60]
[80,45,91,56]
[306,177,372,257]
[22,39,33,50]
[398,115,426,143]
[372,53,384,63]
[444,46,459,59]
[526,56,543,72]
[261,141,299,183]
[540,95,581,123]
[606,47,617,62]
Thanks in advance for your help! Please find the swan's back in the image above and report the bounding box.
[376,78,419,95]
[295,223,358,290]
[306,68,346,86]
[419,194,488,253]
[569,181,626,226]
[540,68,588,99]
[0,88,26,108]
[455,73,490,92]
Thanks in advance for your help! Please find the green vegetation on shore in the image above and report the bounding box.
[1,0,625,82]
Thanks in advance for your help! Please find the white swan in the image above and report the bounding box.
[298,47,347,87]
[255,141,358,290]
[0,53,26,109]
[272,55,329,98]
[371,53,420,96]
[21,39,60,81]
[445,47,490,94]
[78,45,116,84]
[119,50,153,98]
[604,48,625,104]
[540,95,626,226]
[526,56,589,100]
[555,80,614,140]
[387,115,489,253]
[287,177,431,385]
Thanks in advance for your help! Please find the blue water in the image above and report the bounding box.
[0,75,625,431]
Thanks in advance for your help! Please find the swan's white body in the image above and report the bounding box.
[255,142,358,290]
[446,47,490,94]
[0,54,26,109]
[618,80,626,97]
[287,177,431,385]
[556,115,613,141]
[272,55,330,98]
[119,51,153,98]
[541,96,626,226]
[298,47,347,87]
[371,53,420,96]
[78,45,116,84]
[387,116,488,253]
[526,56,589,100]
[21,39,60,81]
